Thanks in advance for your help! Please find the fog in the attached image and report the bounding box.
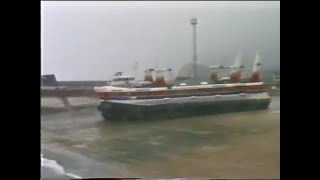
[41,1,280,81]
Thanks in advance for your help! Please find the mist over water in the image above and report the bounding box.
[41,1,279,81]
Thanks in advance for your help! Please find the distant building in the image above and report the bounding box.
[41,74,57,86]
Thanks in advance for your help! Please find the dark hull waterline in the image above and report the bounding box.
[98,96,271,121]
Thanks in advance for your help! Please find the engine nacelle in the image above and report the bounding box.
[144,68,155,82]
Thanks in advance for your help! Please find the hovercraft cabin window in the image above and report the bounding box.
[113,77,134,82]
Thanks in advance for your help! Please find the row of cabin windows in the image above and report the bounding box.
[112,77,135,82]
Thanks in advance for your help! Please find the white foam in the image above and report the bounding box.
[65,173,82,179]
[41,154,82,179]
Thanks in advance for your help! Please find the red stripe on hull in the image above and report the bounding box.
[97,84,267,100]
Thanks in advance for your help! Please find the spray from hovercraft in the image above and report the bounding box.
[251,51,263,82]
[229,52,244,83]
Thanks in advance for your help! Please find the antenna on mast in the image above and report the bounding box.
[190,17,198,81]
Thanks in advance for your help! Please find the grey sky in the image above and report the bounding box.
[41,1,280,81]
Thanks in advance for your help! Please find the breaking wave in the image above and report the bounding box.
[41,154,82,179]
